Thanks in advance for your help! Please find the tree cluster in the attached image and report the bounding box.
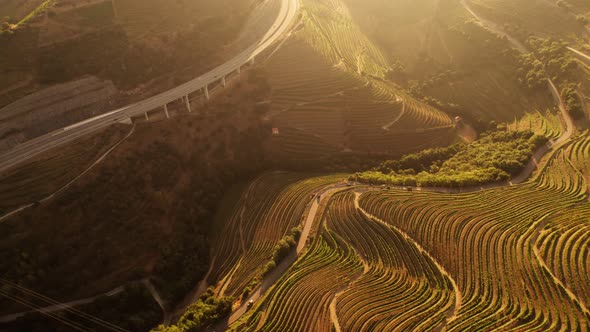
[527,37,578,83]
[262,226,302,277]
[351,130,548,188]
[561,83,584,119]
[516,53,547,90]
[152,288,233,332]
[375,143,466,175]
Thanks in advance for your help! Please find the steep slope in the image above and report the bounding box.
[341,0,555,125]
[265,0,455,159]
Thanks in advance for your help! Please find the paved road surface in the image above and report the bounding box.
[207,183,349,331]
[2,0,581,327]
[0,0,299,174]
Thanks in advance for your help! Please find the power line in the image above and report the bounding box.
[0,279,129,332]
[0,289,90,332]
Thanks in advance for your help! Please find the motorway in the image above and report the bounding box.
[0,0,299,174]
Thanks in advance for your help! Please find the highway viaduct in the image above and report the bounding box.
[0,0,299,174]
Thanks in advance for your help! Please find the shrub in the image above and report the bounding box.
[561,84,584,119]
[262,227,302,276]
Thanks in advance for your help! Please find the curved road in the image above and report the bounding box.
[207,183,350,331]
[0,0,299,174]
[0,181,348,328]
[1,1,581,328]
[460,0,575,141]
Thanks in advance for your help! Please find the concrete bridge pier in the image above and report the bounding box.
[163,104,170,118]
[221,76,226,88]
[204,85,210,100]
[249,57,255,66]
[237,66,241,75]
[184,95,192,112]
[144,112,149,121]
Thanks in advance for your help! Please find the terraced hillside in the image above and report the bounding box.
[326,192,455,331]
[341,0,555,124]
[209,173,345,299]
[356,136,590,330]
[265,0,455,159]
[507,110,564,139]
[235,231,362,332]
[227,131,590,331]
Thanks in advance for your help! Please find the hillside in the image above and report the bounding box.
[0,0,49,23]
[0,72,274,331]
[0,0,274,169]
[0,0,259,107]
[262,0,583,163]
[230,131,590,331]
[264,0,456,161]
[341,0,556,125]
[1,0,590,331]
[467,0,589,41]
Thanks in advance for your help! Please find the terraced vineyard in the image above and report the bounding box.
[356,135,590,330]
[301,0,390,78]
[327,192,455,331]
[3,1,590,331]
[535,134,590,313]
[227,131,590,331]
[235,231,362,331]
[507,110,563,139]
[209,172,345,299]
[264,0,455,158]
[230,190,455,331]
